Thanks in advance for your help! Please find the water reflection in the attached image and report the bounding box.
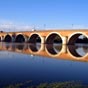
[68,44,88,57]
[1,43,88,61]
[46,44,62,55]
[0,43,88,87]
[11,44,16,51]
[16,44,25,51]
[29,43,41,52]
[3,43,11,50]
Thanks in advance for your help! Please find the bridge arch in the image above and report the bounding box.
[45,32,63,56]
[28,33,43,53]
[28,33,41,44]
[4,34,12,42]
[67,32,88,58]
[68,32,88,45]
[15,34,28,43]
[45,32,63,44]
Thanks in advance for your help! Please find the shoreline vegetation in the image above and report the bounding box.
[3,81,88,88]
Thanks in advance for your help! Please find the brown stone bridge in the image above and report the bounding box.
[0,29,88,44]
[0,29,88,59]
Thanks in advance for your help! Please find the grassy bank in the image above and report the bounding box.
[4,81,88,88]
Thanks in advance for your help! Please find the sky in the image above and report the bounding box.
[0,0,88,31]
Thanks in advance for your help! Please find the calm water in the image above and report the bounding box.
[0,43,88,87]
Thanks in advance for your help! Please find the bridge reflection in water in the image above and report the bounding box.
[0,42,88,62]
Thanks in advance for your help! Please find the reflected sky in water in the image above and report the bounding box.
[0,43,88,86]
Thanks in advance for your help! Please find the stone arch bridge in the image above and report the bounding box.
[0,29,88,59]
[0,29,88,45]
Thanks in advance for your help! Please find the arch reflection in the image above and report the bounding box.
[46,44,62,55]
[3,43,12,50]
[68,45,88,57]
[29,43,41,52]
[15,44,27,51]
[0,42,88,62]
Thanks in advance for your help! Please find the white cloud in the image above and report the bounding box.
[0,20,33,32]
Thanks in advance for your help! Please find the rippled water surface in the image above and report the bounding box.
[0,43,88,87]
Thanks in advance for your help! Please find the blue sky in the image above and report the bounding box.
[0,0,88,31]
